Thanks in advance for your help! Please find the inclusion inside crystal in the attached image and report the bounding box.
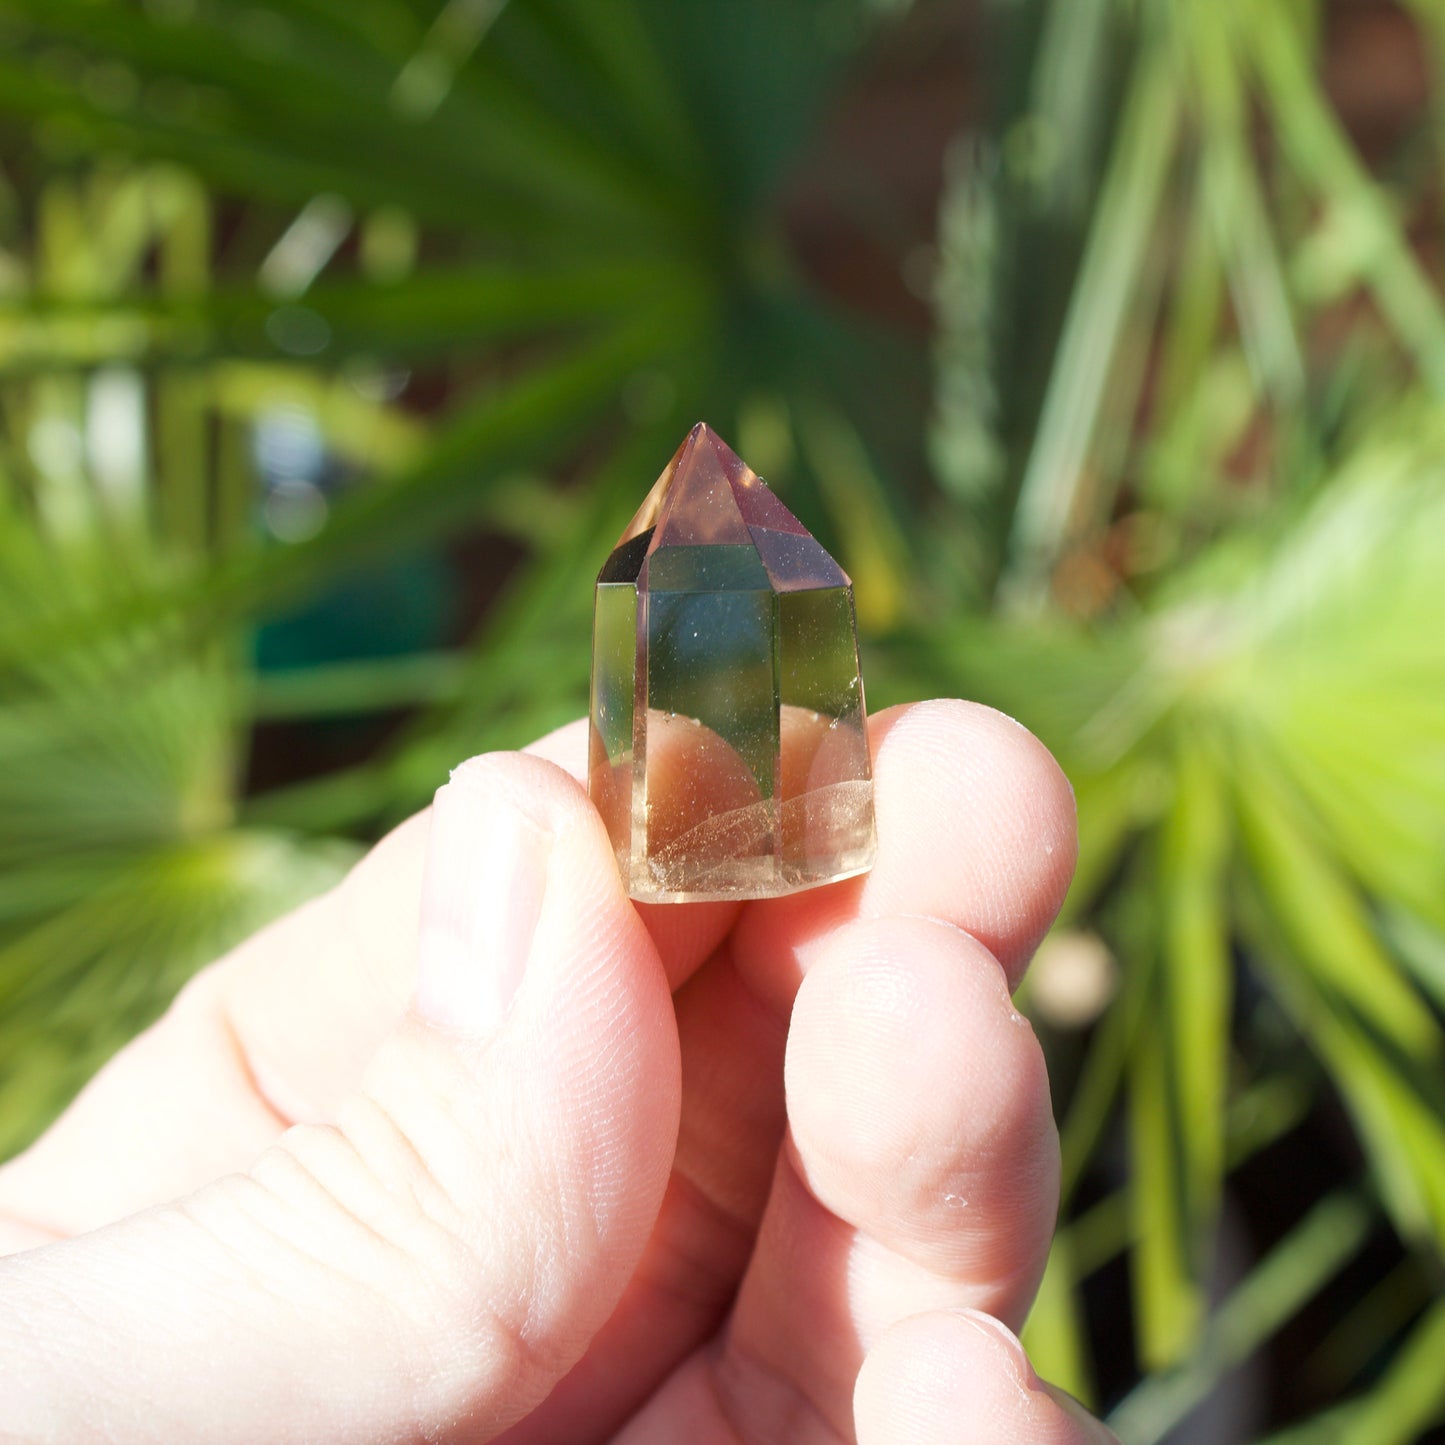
[588,422,876,903]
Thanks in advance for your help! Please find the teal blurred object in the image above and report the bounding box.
[253,553,456,674]
[1,0,1445,1438]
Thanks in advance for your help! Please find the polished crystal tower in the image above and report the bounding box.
[589,422,875,903]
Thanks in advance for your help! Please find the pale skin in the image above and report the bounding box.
[0,699,1119,1443]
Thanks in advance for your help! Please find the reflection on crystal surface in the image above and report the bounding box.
[588,582,636,855]
[589,422,876,902]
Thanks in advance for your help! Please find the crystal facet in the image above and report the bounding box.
[589,422,876,903]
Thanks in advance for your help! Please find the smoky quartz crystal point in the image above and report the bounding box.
[588,422,876,903]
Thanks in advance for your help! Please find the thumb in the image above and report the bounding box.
[0,754,681,1443]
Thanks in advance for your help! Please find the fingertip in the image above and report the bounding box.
[432,750,647,996]
[785,914,1059,1308]
[523,718,590,783]
[856,1309,1116,1445]
[440,748,597,837]
[863,700,1077,987]
[416,759,559,1036]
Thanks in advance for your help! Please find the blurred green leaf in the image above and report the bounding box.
[1129,729,1233,1367]
[1260,1295,1445,1445]
[1110,1191,1374,1445]
[1005,20,1180,602]
[1022,1230,1095,1408]
[1251,0,1445,395]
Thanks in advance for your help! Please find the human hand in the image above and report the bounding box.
[0,700,1117,1443]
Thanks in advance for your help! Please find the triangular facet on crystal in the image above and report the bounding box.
[732,477,809,535]
[749,527,850,591]
[589,422,875,903]
[649,428,753,548]
[608,422,852,594]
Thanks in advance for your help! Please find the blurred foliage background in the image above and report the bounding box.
[1,0,1444,1438]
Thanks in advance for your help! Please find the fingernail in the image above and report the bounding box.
[952,1309,1041,1390]
[415,773,554,1034]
